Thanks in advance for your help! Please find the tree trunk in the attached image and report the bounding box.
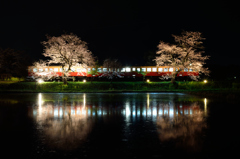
[62,73,67,85]
[171,73,176,83]
[171,72,179,89]
[63,77,67,85]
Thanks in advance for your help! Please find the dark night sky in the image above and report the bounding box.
[1,0,240,66]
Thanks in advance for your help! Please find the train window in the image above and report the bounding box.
[158,68,162,72]
[77,68,81,72]
[126,68,131,72]
[176,68,178,71]
[82,68,86,72]
[189,69,193,72]
[184,68,188,72]
[50,68,53,72]
[71,68,75,72]
[169,68,173,72]
[88,68,91,72]
[92,68,96,71]
[142,68,146,72]
[103,68,107,72]
[137,68,140,72]
[97,68,102,72]
[45,68,48,72]
[147,68,151,72]
[132,68,136,71]
[33,68,37,72]
[54,68,58,72]
[164,68,168,72]
[152,68,157,72]
[121,68,126,72]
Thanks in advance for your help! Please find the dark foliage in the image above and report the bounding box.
[0,48,30,79]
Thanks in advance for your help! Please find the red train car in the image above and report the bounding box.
[27,65,199,80]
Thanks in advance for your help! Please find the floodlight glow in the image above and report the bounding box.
[83,79,86,82]
[147,79,150,82]
[204,80,207,83]
[38,79,44,83]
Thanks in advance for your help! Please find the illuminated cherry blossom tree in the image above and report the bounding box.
[99,58,123,83]
[42,33,95,84]
[155,31,210,83]
[31,60,57,81]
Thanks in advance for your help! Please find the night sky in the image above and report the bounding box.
[1,0,240,66]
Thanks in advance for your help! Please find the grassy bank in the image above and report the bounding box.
[0,81,239,93]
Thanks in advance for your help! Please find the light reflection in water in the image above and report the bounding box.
[31,93,208,151]
[147,93,150,108]
[35,94,208,120]
[38,93,42,112]
[204,98,207,116]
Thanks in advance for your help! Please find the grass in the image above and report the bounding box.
[0,77,24,82]
[0,81,239,93]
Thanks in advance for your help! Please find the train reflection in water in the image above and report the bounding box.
[29,93,207,151]
[32,93,206,120]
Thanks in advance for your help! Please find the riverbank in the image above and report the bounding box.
[0,81,239,92]
[1,81,240,100]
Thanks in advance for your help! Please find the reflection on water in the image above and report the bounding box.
[32,93,92,150]
[156,102,206,152]
[27,93,208,151]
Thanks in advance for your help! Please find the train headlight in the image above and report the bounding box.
[147,79,150,82]
[204,80,207,83]
[83,79,86,83]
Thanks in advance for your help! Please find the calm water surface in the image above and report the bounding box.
[0,93,239,158]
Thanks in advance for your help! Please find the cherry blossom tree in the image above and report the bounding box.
[42,33,95,84]
[155,31,210,83]
[99,58,123,83]
[31,60,58,81]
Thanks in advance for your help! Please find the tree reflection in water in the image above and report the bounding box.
[30,93,208,152]
[156,102,207,152]
[34,93,93,150]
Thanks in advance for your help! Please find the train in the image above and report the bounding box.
[27,65,199,81]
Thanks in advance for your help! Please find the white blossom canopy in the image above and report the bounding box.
[42,33,95,75]
[155,31,210,80]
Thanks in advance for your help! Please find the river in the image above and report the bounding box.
[0,93,239,158]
